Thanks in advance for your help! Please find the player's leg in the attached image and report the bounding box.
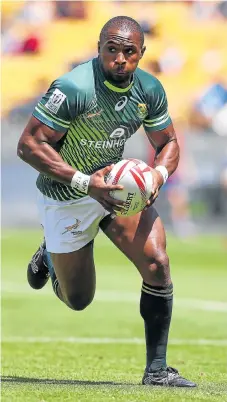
[100,208,196,387]
[46,241,95,310]
[27,193,108,310]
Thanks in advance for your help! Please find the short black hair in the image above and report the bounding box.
[99,16,144,47]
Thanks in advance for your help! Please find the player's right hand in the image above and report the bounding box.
[88,165,125,213]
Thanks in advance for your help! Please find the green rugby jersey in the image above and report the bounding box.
[33,57,171,201]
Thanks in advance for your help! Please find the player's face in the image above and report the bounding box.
[98,29,145,87]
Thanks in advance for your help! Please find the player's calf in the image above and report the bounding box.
[140,249,173,374]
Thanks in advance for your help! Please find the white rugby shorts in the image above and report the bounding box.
[37,191,110,253]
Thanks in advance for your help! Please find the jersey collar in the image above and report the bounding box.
[103,80,133,93]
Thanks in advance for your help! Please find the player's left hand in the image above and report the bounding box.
[145,168,164,209]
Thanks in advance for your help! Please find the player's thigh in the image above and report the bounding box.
[100,207,170,285]
[51,240,95,301]
[37,191,109,296]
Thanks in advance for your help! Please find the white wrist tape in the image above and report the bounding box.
[155,165,169,184]
[71,171,90,194]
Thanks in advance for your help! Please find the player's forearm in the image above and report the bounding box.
[154,140,180,177]
[17,135,76,184]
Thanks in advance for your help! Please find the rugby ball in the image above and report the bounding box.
[106,159,153,217]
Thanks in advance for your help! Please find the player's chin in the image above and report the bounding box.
[111,72,130,82]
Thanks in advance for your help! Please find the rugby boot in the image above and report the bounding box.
[142,366,197,387]
[27,239,50,289]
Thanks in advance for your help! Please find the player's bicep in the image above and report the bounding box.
[145,123,177,150]
[20,116,65,146]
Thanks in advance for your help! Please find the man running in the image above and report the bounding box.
[17,16,196,387]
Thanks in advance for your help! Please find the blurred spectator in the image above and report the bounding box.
[164,175,197,238]
[220,160,227,190]
[1,1,52,55]
[1,24,22,54]
[138,3,159,38]
[217,1,227,19]
[19,1,55,25]
[212,104,227,137]
[2,24,41,55]
[219,155,227,224]
[55,1,87,19]
[188,1,219,20]
[146,60,162,76]
[200,47,224,75]
[159,43,185,75]
[189,79,227,133]
[8,78,49,122]
[20,31,41,54]
[139,19,159,37]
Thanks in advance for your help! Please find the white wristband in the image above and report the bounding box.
[155,165,169,184]
[71,171,90,194]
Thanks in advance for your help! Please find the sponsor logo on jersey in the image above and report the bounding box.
[115,96,128,111]
[137,103,147,119]
[62,219,82,236]
[80,138,126,149]
[45,89,66,114]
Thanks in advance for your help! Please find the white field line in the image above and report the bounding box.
[2,337,227,346]
[2,282,227,312]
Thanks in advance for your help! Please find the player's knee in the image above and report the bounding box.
[146,251,170,284]
[66,292,94,311]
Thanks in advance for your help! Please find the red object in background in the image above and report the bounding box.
[21,35,40,53]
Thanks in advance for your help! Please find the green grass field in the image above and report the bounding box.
[1,230,227,401]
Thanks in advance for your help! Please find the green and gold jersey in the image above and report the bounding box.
[33,57,171,201]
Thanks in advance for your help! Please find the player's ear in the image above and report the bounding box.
[140,46,146,59]
[98,41,100,54]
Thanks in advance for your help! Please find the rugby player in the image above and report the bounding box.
[17,16,196,387]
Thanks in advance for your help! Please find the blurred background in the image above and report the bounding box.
[1,0,227,237]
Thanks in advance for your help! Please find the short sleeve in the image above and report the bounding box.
[33,78,77,133]
[143,79,172,132]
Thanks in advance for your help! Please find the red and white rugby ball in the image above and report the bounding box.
[106,159,153,217]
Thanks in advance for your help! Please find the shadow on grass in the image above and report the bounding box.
[1,375,133,387]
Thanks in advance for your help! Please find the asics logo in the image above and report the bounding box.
[115,96,128,111]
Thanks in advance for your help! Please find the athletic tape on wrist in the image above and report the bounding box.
[71,171,90,194]
[155,165,169,184]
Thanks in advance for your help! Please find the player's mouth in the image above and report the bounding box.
[114,69,127,75]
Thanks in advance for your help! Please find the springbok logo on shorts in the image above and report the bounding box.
[62,218,82,236]
[115,96,128,111]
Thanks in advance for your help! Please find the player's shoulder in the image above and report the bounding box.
[135,67,165,96]
[54,59,95,96]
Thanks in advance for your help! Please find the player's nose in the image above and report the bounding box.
[115,52,126,65]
